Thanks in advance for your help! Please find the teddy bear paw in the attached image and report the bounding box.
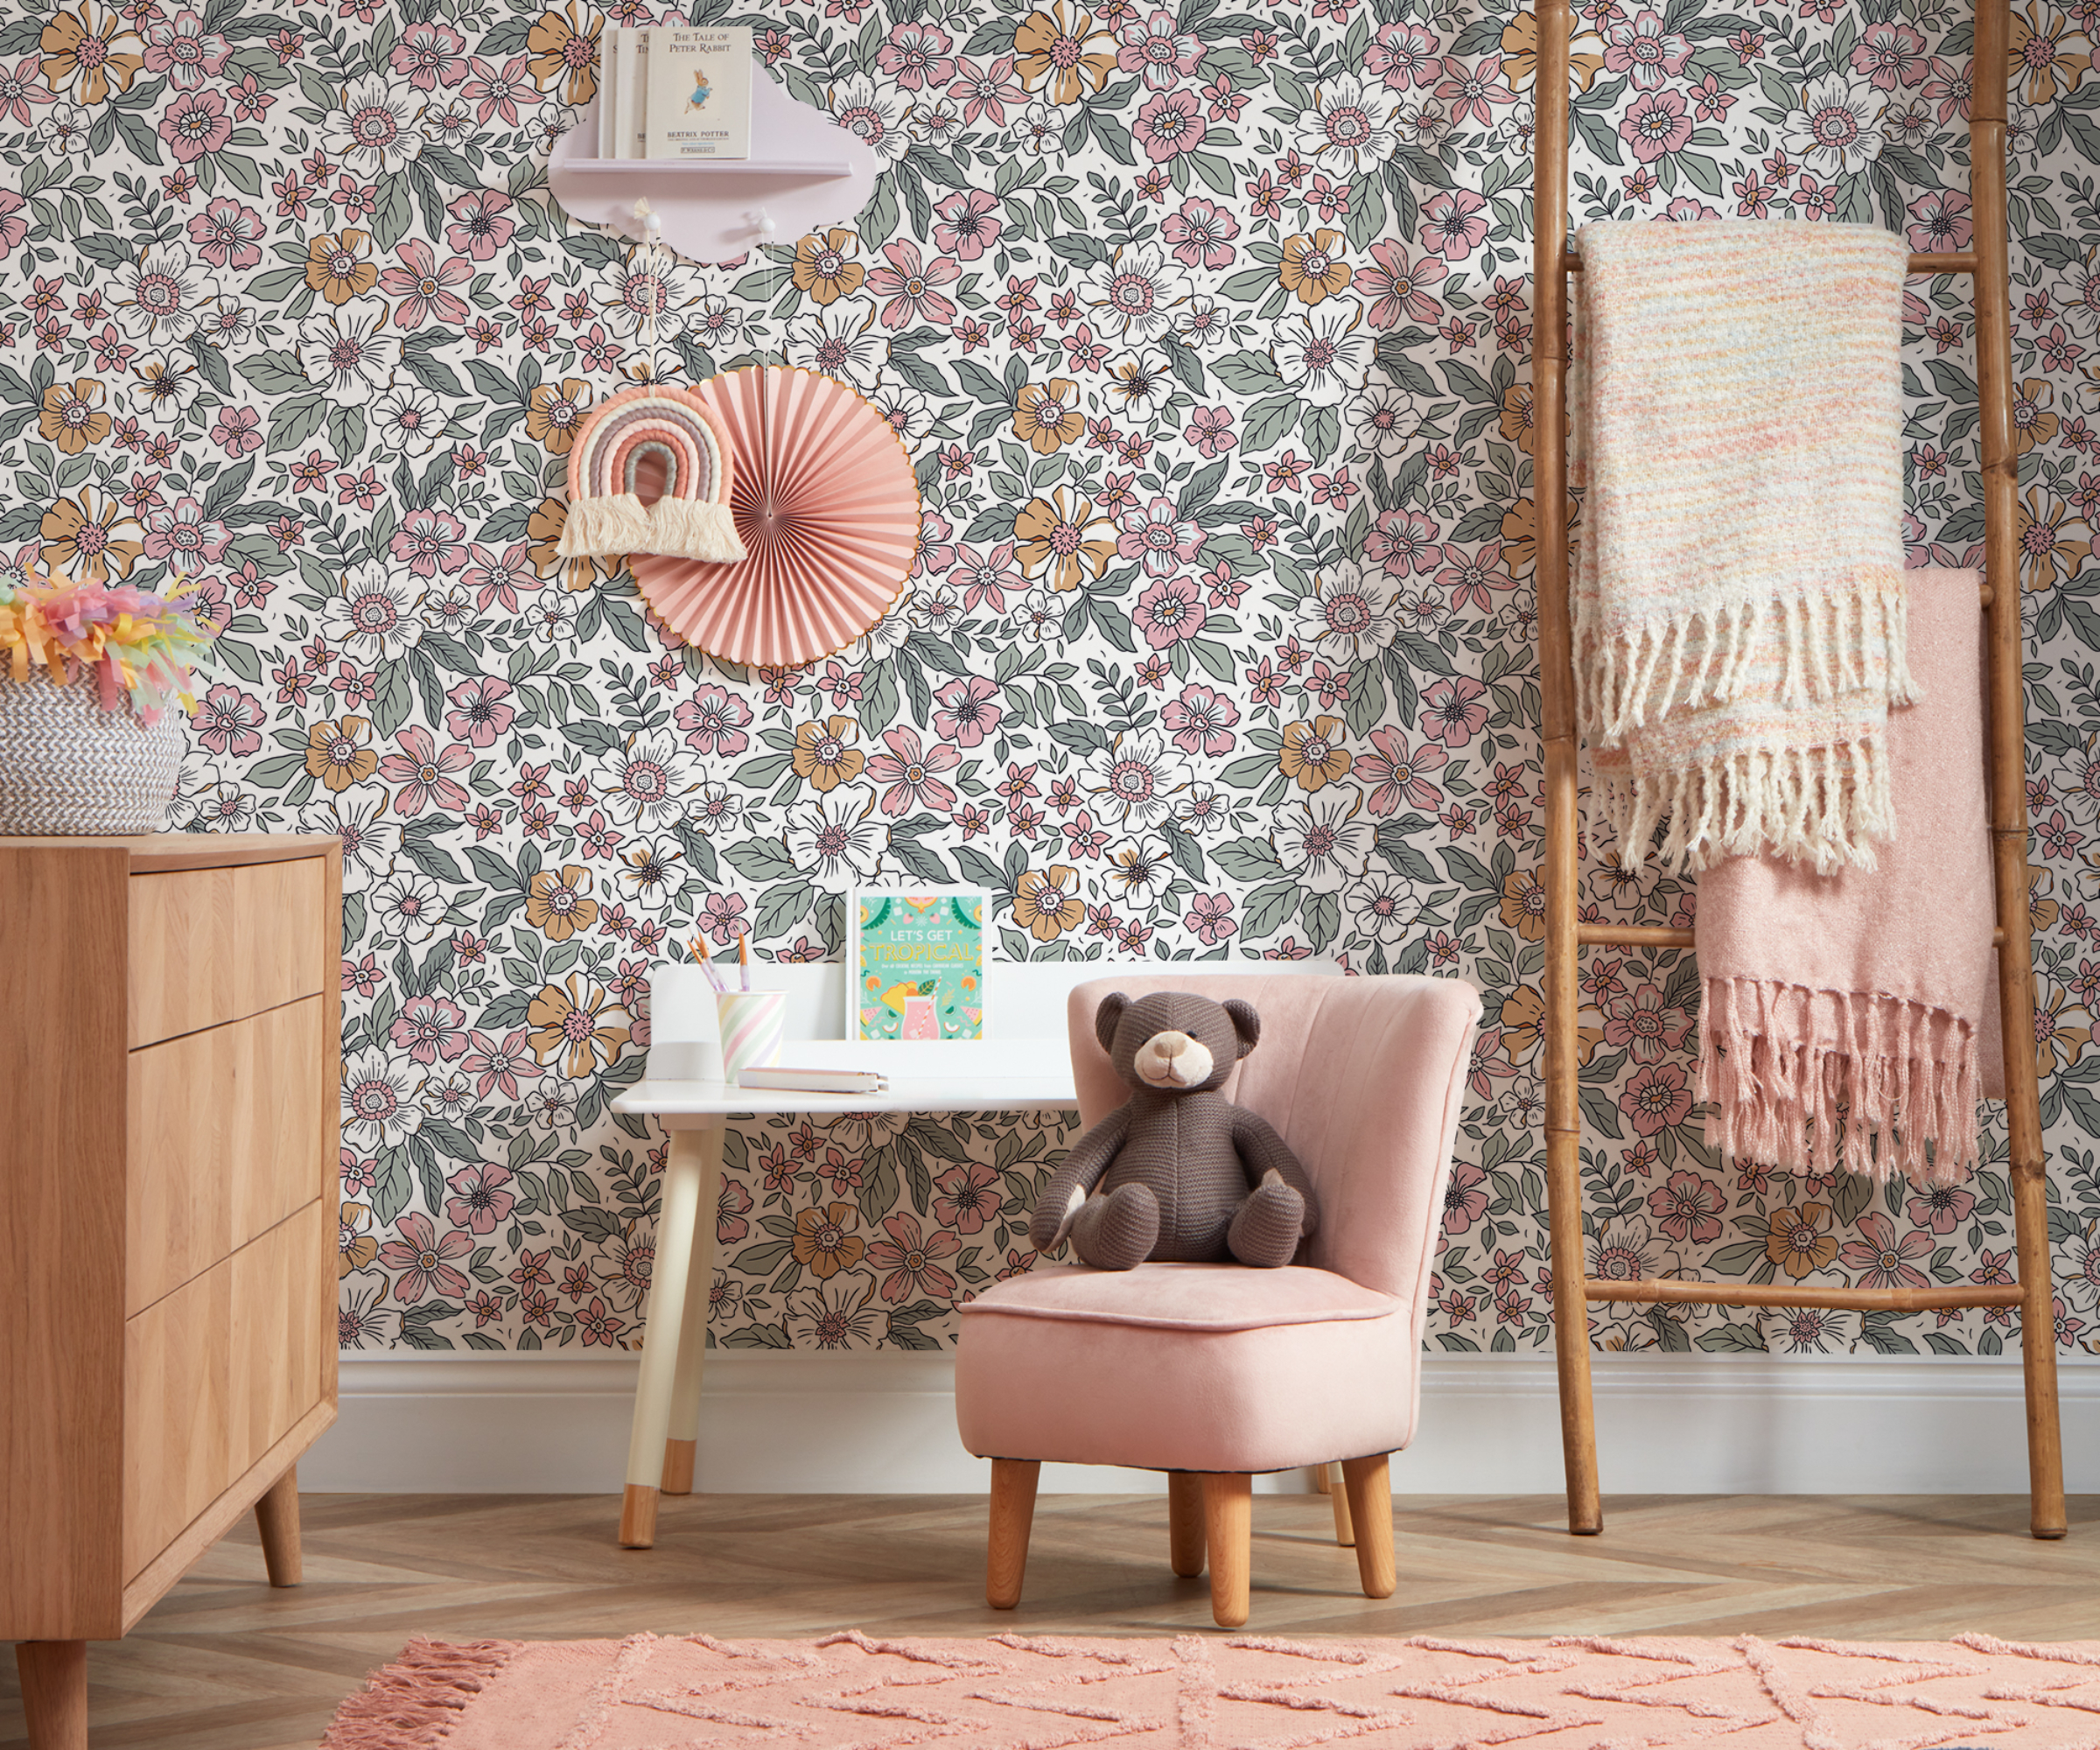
[1227,1180,1305,1269]
[1072,1181,1160,1270]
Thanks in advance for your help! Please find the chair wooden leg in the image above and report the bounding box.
[1328,1462,1354,1546]
[1201,1473,1252,1628]
[1339,1455,1395,1600]
[987,1460,1040,1609]
[1167,1473,1206,1577]
[255,1463,303,1586]
[16,1641,88,1750]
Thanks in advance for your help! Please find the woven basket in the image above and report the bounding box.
[0,671,186,836]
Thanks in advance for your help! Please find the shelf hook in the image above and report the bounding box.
[633,195,664,244]
[746,206,778,240]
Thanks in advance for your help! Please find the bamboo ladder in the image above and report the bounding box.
[1530,0,2066,1538]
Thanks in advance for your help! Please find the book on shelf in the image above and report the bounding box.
[596,24,753,161]
[737,1067,890,1095]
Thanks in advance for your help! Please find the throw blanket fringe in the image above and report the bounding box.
[1699,978,1980,1185]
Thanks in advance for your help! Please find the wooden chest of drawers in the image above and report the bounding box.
[0,833,341,1747]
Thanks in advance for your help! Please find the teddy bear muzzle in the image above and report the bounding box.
[1133,1030,1213,1089]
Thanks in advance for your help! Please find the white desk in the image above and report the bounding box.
[607,958,1339,1545]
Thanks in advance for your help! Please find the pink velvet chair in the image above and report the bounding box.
[954,971,1481,1627]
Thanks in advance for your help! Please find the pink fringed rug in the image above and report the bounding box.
[320,1629,2100,1748]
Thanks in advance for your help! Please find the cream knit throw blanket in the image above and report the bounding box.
[1573,220,1914,874]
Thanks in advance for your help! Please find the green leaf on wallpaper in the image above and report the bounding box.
[236,349,309,396]
[754,880,815,938]
[725,838,799,883]
[265,393,328,454]
[371,1146,414,1223]
[371,176,415,252]
[371,662,416,738]
[1240,881,1298,940]
[1241,395,1298,452]
[1694,1321,1767,1354]
[396,1305,459,1350]
[1160,819,1207,883]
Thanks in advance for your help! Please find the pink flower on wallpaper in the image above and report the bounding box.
[1908,189,1973,254]
[1619,1063,1695,1137]
[1186,892,1236,944]
[391,992,471,1064]
[1603,9,1691,88]
[1427,1160,1487,1237]
[389,18,470,89]
[1603,982,1692,1062]
[868,240,960,329]
[933,1158,1001,1234]
[1134,88,1202,162]
[445,189,515,260]
[866,1211,961,1303]
[717,1175,754,1245]
[444,676,517,746]
[1838,1212,1935,1290]
[1133,574,1205,648]
[1418,188,1490,260]
[378,239,473,327]
[1355,237,1446,328]
[1647,1170,1727,1245]
[186,196,265,270]
[1620,88,1692,162]
[1908,1182,1979,1235]
[875,20,954,88]
[158,87,233,161]
[867,725,961,815]
[390,505,471,577]
[1116,494,1205,575]
[144,10,232,88]
[933,187,1002,261]
[1366,21,1438,89]
[462,1025,542,1092]
[1418,675,1492,748]
[0,189,25,261]
[375,1212,473,1303]
[210,403,262,457]
[933,675,1002,746]
[443,1161,517,1235]
[1849,18,1927,90]
[674,683,753,757]
[1353,725,1446,815]
[1161,196,1238,270]
[378,725,472,815]
[1116,10,1204,88]
[1184,405,1236,457]
[1161,682,1239,757]
[144,495,232,565]
[192,682,265,758]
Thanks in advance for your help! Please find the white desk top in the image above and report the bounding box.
[613,1073,1078,1123]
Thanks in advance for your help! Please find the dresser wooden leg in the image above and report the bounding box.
[255,1463,303,1587]
[16,1640,88,1750]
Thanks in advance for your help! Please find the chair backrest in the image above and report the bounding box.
[1068,974,1481,1311]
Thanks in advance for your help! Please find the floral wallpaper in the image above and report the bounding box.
[5,0,2100,1362]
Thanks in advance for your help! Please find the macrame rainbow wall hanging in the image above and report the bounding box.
[557,384,746,564]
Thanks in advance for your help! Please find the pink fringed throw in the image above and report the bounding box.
[1695,568,2002,1184]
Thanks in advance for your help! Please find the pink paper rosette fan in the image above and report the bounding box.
[629,365,921,670]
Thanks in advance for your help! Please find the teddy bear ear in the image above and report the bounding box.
[1094,992,1130,1055]
[1222,998,1261,1059]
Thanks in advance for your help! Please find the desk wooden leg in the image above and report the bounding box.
[620,1124,718,1548]
[662,1122,724,1497]
[17,1641,87,1750]
[255,1464,303,1586]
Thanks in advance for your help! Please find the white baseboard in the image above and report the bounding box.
[302,1352,2100,1496]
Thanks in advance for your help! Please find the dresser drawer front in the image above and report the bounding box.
[123,1202,329,1581]
[128,859,327,1048]
[126,997,327,1315]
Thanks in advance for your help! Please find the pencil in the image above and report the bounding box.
[690,934,726,994]
[737,931,750,992]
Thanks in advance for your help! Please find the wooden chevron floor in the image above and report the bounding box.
[4,1491,2096,1750]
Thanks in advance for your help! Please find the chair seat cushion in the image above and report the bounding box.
[957,1262,1399,1333]
[954,1263,1418,1474]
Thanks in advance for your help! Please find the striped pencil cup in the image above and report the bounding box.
[715,990,786,1080]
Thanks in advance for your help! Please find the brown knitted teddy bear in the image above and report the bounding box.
[1029,990,1319,1270]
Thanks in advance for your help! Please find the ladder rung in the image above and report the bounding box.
[1574,923,2003,948]
[1577,925,1690,948]
[1585,1278,2025,1312]
[1562,249,1977,277]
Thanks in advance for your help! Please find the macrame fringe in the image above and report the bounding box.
[1600,735,1895,876]
[647,496,746,562]
[318,1637,521,1747]
[556,494,746,562]
[1698,976,1980,1186]
[1576,570,1914,743]
[556,492,652,558]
